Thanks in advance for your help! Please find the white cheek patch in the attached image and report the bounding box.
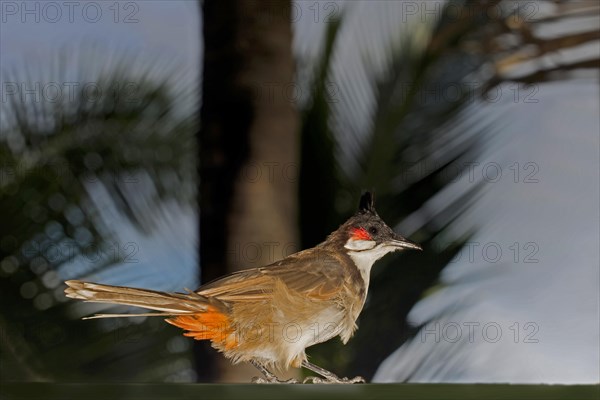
[344,239,376,251]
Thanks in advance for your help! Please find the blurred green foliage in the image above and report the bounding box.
[0,47,197,381]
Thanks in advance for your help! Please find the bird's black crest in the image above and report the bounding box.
[358,192,375,213]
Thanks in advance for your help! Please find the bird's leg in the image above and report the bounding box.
[301,360,366,384]
[250,360,299,384]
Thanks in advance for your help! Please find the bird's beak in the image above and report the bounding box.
[390,234,422,251]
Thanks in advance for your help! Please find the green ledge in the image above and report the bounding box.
[1,383,599,400]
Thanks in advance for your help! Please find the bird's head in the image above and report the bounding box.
[340,192,422,255]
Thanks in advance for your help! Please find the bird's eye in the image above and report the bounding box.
[368,226,378,235]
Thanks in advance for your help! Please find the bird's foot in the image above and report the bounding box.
[303,375,366,384]
[251,376,300,384]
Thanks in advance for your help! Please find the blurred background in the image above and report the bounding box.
[1,0,598,384]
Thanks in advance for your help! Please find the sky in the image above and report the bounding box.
[2,0,598,383]
[0,1,200,68]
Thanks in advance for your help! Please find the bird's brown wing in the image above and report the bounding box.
[197,250,347,303]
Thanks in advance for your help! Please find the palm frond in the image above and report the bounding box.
[299,0,599,380]
[0,46,197,381]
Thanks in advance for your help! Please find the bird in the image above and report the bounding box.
[64,192,422,384]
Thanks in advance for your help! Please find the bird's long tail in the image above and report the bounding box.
[64,280,235,345]
[64,280,211,320]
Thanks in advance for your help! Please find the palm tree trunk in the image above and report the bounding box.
[197,0,299,382]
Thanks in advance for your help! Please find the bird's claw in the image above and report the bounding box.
[303,375,366,384]
[251,376,300,384]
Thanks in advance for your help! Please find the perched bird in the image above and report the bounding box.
[65,192,421,383]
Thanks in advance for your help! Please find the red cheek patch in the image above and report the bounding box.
[351,227,372,241]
